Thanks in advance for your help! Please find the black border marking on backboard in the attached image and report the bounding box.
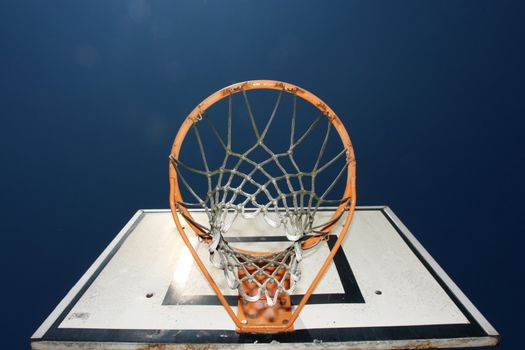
[161,234,365,306]
[379,208,487,339]
[40,210,146,341]
[39,207,490,345]
[40,323,485,344]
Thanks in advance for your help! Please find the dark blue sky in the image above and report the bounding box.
[1,1,523,348]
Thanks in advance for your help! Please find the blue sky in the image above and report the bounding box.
[1,1,523,348]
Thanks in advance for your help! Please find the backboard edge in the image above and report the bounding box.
[382,206,500,339]
[31,210,146,340]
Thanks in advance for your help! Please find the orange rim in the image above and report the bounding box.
[169,80,356,332]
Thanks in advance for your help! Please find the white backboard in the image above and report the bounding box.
[31,207,499,349]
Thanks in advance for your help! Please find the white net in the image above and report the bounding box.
[170,89,351,306]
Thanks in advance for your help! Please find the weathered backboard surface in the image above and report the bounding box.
[31,207,499,349]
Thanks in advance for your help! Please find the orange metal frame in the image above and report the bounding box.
[169,80,356,332]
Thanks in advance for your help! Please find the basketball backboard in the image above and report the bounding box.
[31,207,499,349]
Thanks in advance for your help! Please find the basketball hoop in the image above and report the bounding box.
[169,80,356,332]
